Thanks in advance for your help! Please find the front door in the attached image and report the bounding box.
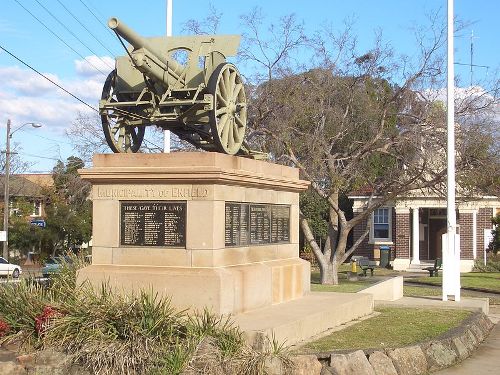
[429,219,447,259]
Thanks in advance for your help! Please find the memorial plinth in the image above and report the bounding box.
[77,152,311,314]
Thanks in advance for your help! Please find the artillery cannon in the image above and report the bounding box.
[99,17,247,155]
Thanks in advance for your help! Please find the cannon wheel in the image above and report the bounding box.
[208,63,247,155]
[101,70,145,153]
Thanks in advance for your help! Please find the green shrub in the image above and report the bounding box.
[473,254,500,272]
[0,280,52,349]
[0,256,292,374]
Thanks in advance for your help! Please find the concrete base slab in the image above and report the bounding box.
[77,259,310,315]
[233,292,374,349]
[376,296,489,314]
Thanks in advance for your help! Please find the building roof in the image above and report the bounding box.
[0,174,52,198]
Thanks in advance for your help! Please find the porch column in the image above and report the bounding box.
[472,210,477,259]
[411,207,420,265]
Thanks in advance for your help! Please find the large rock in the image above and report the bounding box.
[33,350,71,367]
[424,341,457,371]
[462,329,478,352]
[368,351,397,375]
[470,324,485,342]
[0,361,27,375]
[387,346,427,375]
[329,350,375,375]
[451,336,470,360]
[289,354,323,375]
[477,315,493,333]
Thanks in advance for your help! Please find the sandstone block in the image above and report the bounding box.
[290,354,323,375]
[452,337,470,360]
[0,361,27,375]
[368,351,397,375]
[329,350,375,375]
[425,341,457,371]
[462,329,478,352]
[387,346,427,375]
[16,354,35,368]
[470,324,485,342]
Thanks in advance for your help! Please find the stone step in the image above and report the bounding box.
[233,291,374,349]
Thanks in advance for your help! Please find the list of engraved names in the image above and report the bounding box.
[225,202,290,246]
[120,202,186,247]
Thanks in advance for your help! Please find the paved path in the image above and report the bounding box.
[435,306,500,374]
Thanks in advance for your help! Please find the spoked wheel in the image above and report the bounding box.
[208,63,247,155]
[100,70,145,153]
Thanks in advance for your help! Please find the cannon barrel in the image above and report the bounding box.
[108,17,184,81]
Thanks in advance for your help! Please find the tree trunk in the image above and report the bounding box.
[318,254,340,284]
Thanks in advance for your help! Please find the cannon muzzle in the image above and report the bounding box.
[109,17,184,84]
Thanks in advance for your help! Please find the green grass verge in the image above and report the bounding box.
[300,307,471,353]
[412,273,500,293]
[311,281,373,293]
[310,270,377,293]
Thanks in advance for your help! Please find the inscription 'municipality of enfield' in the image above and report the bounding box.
[96,186,209,200]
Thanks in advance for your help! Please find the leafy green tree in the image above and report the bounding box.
[43,157,92,256]
[8,198,43,258]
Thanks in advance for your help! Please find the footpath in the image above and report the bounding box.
[434,305,500,374]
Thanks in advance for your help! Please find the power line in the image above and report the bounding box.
[19,130,73,146]
[33,0,114,70]
[78,0,116,39]
[55,0,117,58]
[0,44,98,113]
[13,0,107,77]
[18,152,60,161]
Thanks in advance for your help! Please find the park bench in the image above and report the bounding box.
[358,257,375,277]
[423,258,442,277]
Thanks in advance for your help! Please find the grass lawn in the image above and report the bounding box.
[411,273,500,292]
[299,307,471,353]
[310,264,399,293]
[310,269,377,293]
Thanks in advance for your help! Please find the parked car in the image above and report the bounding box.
[42,256,72,278]
[0,256,22,278]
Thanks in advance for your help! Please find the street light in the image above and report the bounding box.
[2,119,42,261]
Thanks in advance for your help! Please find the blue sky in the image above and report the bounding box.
[0,0,498,172]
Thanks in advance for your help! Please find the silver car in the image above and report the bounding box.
[0,256,22,278]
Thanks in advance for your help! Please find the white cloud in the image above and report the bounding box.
[0,66,58,96]
[74,55,115,78]
[0,56,110,134]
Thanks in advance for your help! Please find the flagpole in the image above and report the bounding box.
[164,0,173,153]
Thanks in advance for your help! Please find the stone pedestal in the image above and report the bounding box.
[77,152,310,314]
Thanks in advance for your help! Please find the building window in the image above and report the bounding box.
[31,201,42,217]
[372,207,391,241]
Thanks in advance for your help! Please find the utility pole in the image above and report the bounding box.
[2,119,11,260]
[2,120,42,261]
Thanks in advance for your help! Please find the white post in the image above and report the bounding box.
[411,207,420,265]
[443,0,460,302]
[472,210,477,259]
[164,0,173,153]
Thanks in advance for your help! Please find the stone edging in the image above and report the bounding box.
[0,312,494,375]
[290,311,494,375]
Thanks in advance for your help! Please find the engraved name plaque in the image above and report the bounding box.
[225,202,290,247]
[120,201,186,247]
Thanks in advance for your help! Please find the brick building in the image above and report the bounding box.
[0,174,53,219]
[349,192,499,272]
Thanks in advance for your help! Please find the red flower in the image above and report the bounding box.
[0,319,10,338]
[35,306,63,336]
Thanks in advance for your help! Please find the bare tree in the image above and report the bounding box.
[246,14,499,284]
